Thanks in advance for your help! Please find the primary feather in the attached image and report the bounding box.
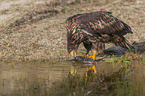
[75,11,132,35]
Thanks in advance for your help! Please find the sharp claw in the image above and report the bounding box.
[70,50,76,57]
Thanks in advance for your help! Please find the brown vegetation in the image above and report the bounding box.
[0,0,145,60]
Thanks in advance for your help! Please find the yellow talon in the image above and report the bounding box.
[70,50,77,57]
[70,50,77,60]
[86,51,97,60]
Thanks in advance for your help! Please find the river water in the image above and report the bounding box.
[0,58,145,96]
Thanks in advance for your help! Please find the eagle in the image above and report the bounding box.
[66,11,134,60]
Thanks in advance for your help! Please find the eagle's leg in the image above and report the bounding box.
[86,43,105,60]
[83,42,97,60]
[86,51,97,60]
[70,50,77,57]
[70,50,77,59]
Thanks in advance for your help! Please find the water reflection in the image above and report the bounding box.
[49,62,135,96]
[0,60,72,96]
[0,58,145,96]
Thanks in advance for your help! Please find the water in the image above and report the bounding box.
[0,58,145,96]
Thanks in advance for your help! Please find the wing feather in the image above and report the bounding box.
[76,11,132,36]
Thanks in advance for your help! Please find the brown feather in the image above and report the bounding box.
[66,11,134,55]
[75,11,132,35]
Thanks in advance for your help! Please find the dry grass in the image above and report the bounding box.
[0,0,145,60]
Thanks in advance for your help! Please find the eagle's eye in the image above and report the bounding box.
[98,21,101,25]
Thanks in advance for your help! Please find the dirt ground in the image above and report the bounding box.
[0,0,145,60]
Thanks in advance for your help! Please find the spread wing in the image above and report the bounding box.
[76,11,133,36]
